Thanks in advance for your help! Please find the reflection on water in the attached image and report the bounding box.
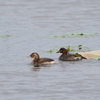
[32,66,41,71]
[0,0,100,100]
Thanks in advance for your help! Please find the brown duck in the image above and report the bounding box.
[28,52,56,65]
[57,48,81,61]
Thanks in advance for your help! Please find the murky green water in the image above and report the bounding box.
[0,0,100,100]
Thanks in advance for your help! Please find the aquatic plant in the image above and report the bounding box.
[0,35,13,37]
[78,45,82,50]
[43,49,58,53]
[77,50,100,60]
[43,45,90,53]
[47,33,99,38]
[44,49,54,53]
[92,57,100,60]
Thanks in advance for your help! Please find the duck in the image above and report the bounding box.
[57,48,81,61]
[28,52,56,65]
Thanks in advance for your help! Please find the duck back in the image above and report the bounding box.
[38,58,54,63]
[59,54,81,61]
[33,58,56,65]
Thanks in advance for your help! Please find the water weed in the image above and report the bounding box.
[47,33,98,38]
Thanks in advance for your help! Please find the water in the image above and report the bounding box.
[0,0,100,100]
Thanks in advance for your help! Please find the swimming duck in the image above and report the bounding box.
[28,52,56,65]
[57,48,81,61]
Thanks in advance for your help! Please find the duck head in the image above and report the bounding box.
[28,52,40,59]
[57,48,68,55]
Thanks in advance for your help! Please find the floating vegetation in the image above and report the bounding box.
[43,46,100,60]
[43,49,57,54]
[75,53,86,59]
[47,33,98,38]
[78,45,82,50]
[0,35,13,37]
[77,50,100,60]
[43,45,91,53]
[92,57,100,60]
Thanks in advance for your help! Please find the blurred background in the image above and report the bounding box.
[0,0,100,100]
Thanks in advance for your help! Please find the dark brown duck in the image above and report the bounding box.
[28,52,56,65]
[57,48,81,61]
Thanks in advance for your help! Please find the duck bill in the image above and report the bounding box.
[27,56,31,58]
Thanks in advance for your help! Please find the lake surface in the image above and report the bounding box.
[0,0,100,100]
